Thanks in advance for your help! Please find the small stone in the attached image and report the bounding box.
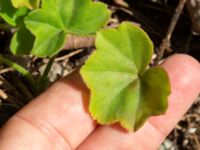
[188,127,197,134]
[183,139,189,146]
[163,139,173,149]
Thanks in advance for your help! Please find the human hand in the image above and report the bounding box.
[0,54,199,150]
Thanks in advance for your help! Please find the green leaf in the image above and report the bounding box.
[80,22,171,131]
[10,24,35,55]
[134,67,170,130]
[0,0,28,26]
[25,0,110,57]
[11,0,40,9]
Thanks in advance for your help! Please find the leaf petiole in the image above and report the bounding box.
[36,56,56,93]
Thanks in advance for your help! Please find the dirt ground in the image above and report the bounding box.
[0,0,200,149]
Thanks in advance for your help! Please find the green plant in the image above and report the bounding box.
[80,22,171,131]
[0,0,110,94]
[0,0,171,131]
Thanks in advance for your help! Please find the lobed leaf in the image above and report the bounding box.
[80,22,171,131]
[11,0,40,9]
[0,0,28,26]
[25,0,111,57]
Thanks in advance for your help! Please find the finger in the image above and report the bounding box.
[77,54,200,150]
[0,71,97,150]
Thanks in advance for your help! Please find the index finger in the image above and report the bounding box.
[0,70,95,149]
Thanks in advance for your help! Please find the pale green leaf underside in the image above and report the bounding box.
[24,0,111,57]
[0,0,28,26]
[11,0,40,9]
[80,22,171,131]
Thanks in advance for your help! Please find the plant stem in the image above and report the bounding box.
[42,56,55,81]
[37,56,55,92]
[0,55,36,92]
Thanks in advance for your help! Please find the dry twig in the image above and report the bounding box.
[0,89,8,100]
[0,68,14,74]
[64,35,95,50]
[187,0,200,33]
[155,0,187,64]
[114,0,129,8]
[55,49,84,62]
